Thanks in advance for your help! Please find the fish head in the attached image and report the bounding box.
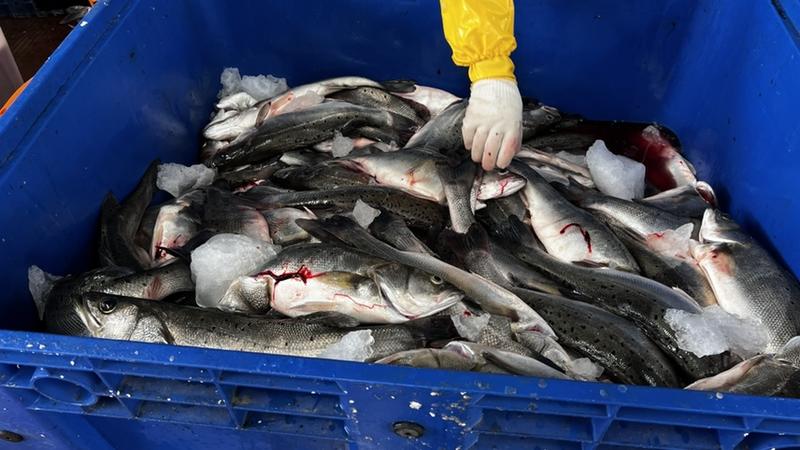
[82,294,141,340]
[476,170,527,201]
[699,209,747,245]
[371,263,463,318]
[691,242,737,276]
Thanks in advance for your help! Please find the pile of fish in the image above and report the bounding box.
[31,72,800,397]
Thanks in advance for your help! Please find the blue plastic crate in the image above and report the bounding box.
[0,0,798,448]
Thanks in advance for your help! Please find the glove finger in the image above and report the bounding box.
[471,128,490,164]
[462,119,478,150]
[482,129,504,171]
[496,127,522,169]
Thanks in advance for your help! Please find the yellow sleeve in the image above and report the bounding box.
[439,0,517,82]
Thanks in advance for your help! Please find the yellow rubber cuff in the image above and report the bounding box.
[468,55,516,83]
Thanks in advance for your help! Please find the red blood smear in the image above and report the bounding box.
[258,265,318,285]
[560,223,593,253]
[498,178,510,195]
[569,121,684,191]
[624,128,682,191]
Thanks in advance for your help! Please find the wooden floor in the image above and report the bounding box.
[0,16,72,80]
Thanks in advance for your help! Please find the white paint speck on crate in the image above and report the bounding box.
[69,360,75,366]
[430,391,440,397]
[429,412,436,418]
[79,21,88,27]
[348,400,355,404]
[168,355,175,362]
[409,401,422,410]
[38,344,46,350]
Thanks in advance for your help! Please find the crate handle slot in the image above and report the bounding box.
[30,367,101,407]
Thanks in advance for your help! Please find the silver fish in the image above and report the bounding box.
[474,170,526,201]
[495,215,736,380]
[336,148,446,203]
[56,293,422,360]
[512,287,681,387]
[557,181,694,239]
[511,161,639,272]
[296,216,556,336]
[638,181,717,219]
[211,102,416,168]
[376,347,502,372]
[693,209,800,352]
[445,341,570,379]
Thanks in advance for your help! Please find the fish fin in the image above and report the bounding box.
[298,216,401,261]
[671,286,698,304]
[380,79,416,93]
[254,101,271,127]
[464,223,491,253]
[550,178,593,202]
[295,219,349,246]
[571,260,609,269]
[694,181,717,207]
[495,216,543,252]
[297,312,361,328]
[142,275,164,300]
[436,230,467,266]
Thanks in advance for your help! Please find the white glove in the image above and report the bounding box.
[462,78,523,171]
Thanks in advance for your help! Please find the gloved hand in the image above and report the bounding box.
[462,78,523,171]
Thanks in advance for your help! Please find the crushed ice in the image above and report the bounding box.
[156,163,216,198]
[586,140,645,200]
[318,330,374,362]
[190,234,279,308]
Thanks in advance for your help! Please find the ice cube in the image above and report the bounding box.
[586,140,646,200]
[665,308,728,357]
[28,266,62,320]
[240,74,288,101]
[703,305,769,358]
[156,163,216,198]
[218,67,242,99]
[317,330,375,362]
[665,305,769,358]
[352,199,380,228]
[646,223,695,259]
[190,234,279,309]
[331,131,354,158]
[450,303,490,341]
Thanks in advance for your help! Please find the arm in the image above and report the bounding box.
[440,0,523,170]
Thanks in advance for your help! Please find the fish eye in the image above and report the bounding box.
[430,275,444,285]
[496,169,509,176]
[99,298,117,314]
